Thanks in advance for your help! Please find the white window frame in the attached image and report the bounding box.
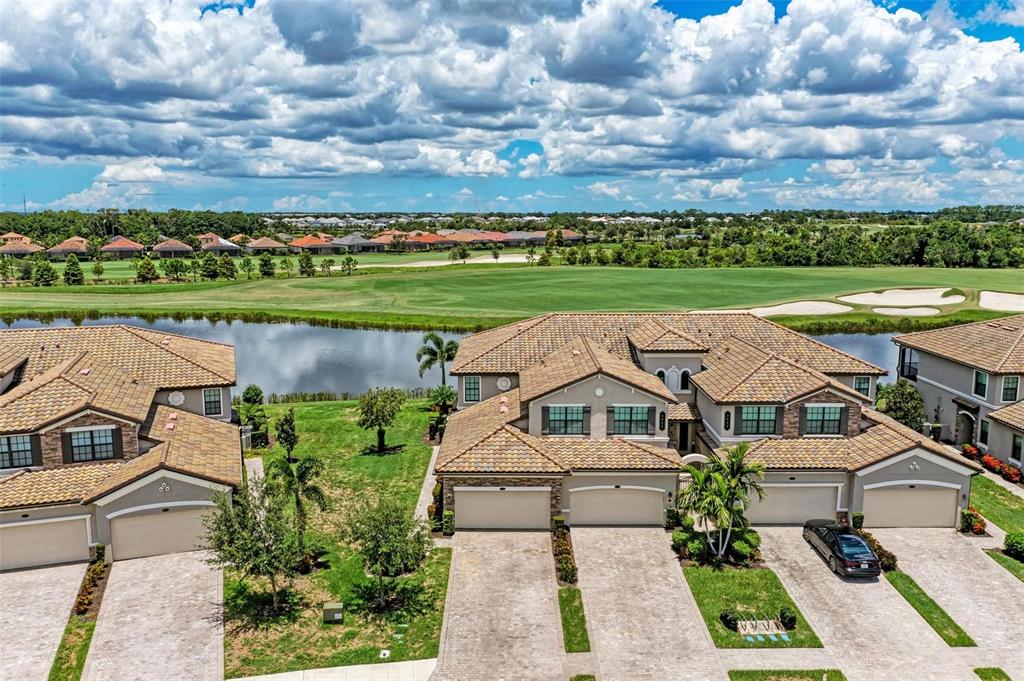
[203,388,223,416]
[973,370,988,400]
[1002,375,1020,403]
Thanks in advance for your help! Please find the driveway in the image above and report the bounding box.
[874,528,1024,672]
[572,527,719,681]
[0,562,86,681]
[83,551,222,681]
[431,532,562,681]
[758,527,978,681]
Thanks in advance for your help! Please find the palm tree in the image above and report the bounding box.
[416,332,459,386]
[431,384,458,415]
[266,454,328,552]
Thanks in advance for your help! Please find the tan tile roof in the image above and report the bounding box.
[246,236,286,249]
[666,402,701,422]
[627,318,707,352]
[894,315,1024,374]
[153,238,194,253]
[47,237,89,254]
[452,313,883,377]
[0,463,123,510]
[437,425,565,474]
[0,352,156,433]
[83,405,242,502]
[557,438,681,470]
[0,241,43,255]
[519,336,676,403]
[728,409,982,472]
[101,236,144,251]
[692,337,868,405]
[0,325,235,389]
[989,401,1024,432]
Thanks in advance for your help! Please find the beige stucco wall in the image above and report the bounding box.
[455,374,518,407]
[831,374,878,400]
[92,474,224,547]
[154,386,232,421]
[635,353,702,396]
[983,420,1023,465]
[852,448,973,514]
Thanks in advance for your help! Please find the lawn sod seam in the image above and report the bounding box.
[557,586,591,653]
[727,670,848,681]
[883,571,975,647]
[985,550,1024,583]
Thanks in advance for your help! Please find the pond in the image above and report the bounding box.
[0,316,898,396]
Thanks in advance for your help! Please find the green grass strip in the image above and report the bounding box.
[47,615,97,681]
[885,571,975,647]
[569,676,597,681]
[985,550,1024,583]
[558,587,591,653]
[728,671,847,681]
[970,476,1024,535]
[974,668,1012,681]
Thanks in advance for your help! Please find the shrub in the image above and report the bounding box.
[552,514,566,530]
[1003,465,1021,483]
[971,521,987,535]
[962,443,979,459]
[671,530,688,555]
[719,609,739,631]
[733,527,761,549]
[441,510,455,536]
[980,454,1003,473]
[779,605,797,630]
[960,507,980,533]
[1005,532,1024,561]
[851,512,864,529]
[555,554,578,584]
[856,529,897,571]
[552,528,572,557]
[664,506,680,529]
[686,536,710,563]
[680,514,695,532]
[729,539,755,564]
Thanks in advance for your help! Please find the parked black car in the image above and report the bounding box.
[802,519,881,577]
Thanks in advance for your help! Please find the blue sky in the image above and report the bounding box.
[1,0,1022,213]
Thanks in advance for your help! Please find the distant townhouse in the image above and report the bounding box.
[0,326,240,571]
[47,236,90,260]
[101,236,145,260]
[245,236,287,254]
[437,313,980,531]
[152,238,195,259]
[288,234,339,255]
[331,233,384,253]
[893,315,1024,469]
[197,232,242,256]
[0,240,43,258]
[1,231,32,246]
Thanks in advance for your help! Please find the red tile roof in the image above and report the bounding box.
[101,237,144,251]
[288,234,332,248]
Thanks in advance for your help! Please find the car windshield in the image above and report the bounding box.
[836,534,875,559]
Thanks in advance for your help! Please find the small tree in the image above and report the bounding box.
[218,253,237,280]
[63,253,85,285]
[416,331,459,386]
[258,252,276,278]
[32,259,58,286]
[275,408,299,462]
[267,454,328,554]
[240,256,255,280]
[537,251,552,266]
[298,250,315,277]
[204,479,301,613]
[430,384,457,415]
[242,384,264,405]
[160,258,188,281]
[200,253,220,280]
[358,387,407,453]
[18,259,34,281]
[188,258,201,282]
[0,258,13,285]
[526,246,536,265]
[347,496,431,610]
[135,256,159,283]
[341,256,357,275]
[877,379,926,432]
[319,258,335,276]
[280,257,295,278]
[490,243,502,261]
[91,260,105,282]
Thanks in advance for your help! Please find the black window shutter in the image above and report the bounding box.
[541,407,550,435]
[30,435,43,466]
[61,432,73,464]
[839,407,849,435]
[732,408,740,435]
[112,428,125,459]
[647,407,656,436]
[798,407,806,436]
[582,407,591,435]
[607,407,615,435]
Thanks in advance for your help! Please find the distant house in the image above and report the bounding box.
[152,239,195,259]
[406,232,455,250]
[228,233,250,246]
[331,233,384,253]
[245,236,287,254]
[275,232,295,243]
[504,230,547,246]
[196,232,241,256]
[0,241,43,258]
[288,234,338,255]
[101,236,145,260]
[1,231,31,246]
[47,236,90,260]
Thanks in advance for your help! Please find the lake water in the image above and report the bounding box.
[0,317,897,395]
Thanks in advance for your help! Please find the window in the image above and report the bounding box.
[463,376,480,403]
[1003,376,1020,403]
[898,347,918,380]
[979,420,989,446]
[1012,434,1023,464]
[656,369,666,385]
[680,371,690,391]
[546,406,586,435]
[612,406,652,435]
[738,406,778,435]
[0,435,34,469]
[854,376,871,397]
[804,406,843,435]
[973,371,988,399]
[70,429,115,462]
[203,388,222,416]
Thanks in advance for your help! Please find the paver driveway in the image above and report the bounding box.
[431,532,562,681]
[83,551,222,681]
[0,562,86,681]
[759,527,978,681]
[573,526,720,681]
[874,528,1024,673]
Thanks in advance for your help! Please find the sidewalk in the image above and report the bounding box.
[414,446,440,522]
[238,659,436,681]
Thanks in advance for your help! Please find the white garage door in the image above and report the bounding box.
[0,518,90,571]
[570,487,665,526]
[862,486,958,528]
[111,508,210,561]
[746,486,838,525]
[454,487,550,529]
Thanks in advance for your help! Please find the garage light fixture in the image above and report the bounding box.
[161,508,171,512]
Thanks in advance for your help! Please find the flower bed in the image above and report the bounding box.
[551,516,578,584]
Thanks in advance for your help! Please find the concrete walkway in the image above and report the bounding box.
[238,659,436,681]
[244,455,265,483]
[414,446,439,522]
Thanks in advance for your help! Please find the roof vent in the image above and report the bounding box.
[78,368,91,375]
[571,349,581,356]
[499,405,508,414]
[164,422,176,431]
[168,412,178,420]
[160,337,170,345]
[499,395,508,404]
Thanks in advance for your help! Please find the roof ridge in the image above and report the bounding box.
[121,326,234,382]
[894,312,1024,340]
[756,315,885,374]
[994,322,1024,372]
[578,335,603,371]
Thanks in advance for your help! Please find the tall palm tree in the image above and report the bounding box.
[416,331,459,386]
[266,454,328,552]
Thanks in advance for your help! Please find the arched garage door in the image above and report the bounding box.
[746,485,839,525]
[862,484,959,528]
[110,507,210,561]
[570,486,665,526]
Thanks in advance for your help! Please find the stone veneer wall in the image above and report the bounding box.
[783,390,861,438]
[40,413,139,468]
[440,476,564,517]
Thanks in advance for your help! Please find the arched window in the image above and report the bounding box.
[656,369,666,385]
[680,370,690,391]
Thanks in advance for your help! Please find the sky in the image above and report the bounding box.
[0,0,1022,214]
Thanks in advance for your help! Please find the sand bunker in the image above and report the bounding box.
[872,307,940,316]
[838,288,964,306]
[980,291,1024,312]
[749,301,853,317]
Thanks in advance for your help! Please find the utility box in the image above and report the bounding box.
[323,602,344,624]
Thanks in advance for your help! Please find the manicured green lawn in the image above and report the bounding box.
[558,587,591,653]
[970,475,1024,535]
[884,571,974,647]
[683,567,821,648]
[2,266,1023,331]
[986,550,1024,582]
[569,676,597,681]
[728,671,847,681]
[223,399,446,679]
[974,668,1012,681]
[47,616,96,681]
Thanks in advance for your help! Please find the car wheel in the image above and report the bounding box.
[828,555,838,574]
